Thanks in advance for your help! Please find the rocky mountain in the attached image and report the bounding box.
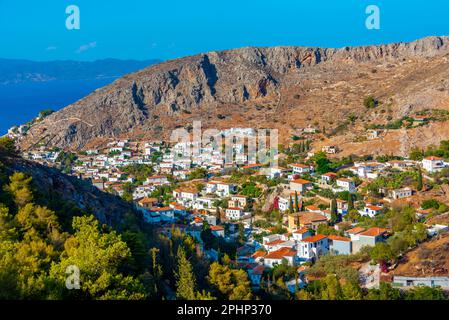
[5,157,135,226]
[0,58,161,84]
[18,36,449,156]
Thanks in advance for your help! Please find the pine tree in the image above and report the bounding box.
[175,246,197,300]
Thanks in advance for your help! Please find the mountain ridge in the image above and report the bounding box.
[16,36,449,155]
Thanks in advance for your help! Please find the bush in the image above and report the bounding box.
[364,96,378,109]
[0,137,18,158]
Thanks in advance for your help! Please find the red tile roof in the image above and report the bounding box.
[328,235,351,242]
[293,227,310,234]
[346,227,366,234]
[358,227,388,237]
[291,178,312,185]
[302,234,327,243]
[264,247,297,260]
[425,156,443,161]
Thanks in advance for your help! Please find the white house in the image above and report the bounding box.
[210,225,225,237]
[290,179,313,194]
[359,204,383,218]
[290,164,313,175]
[173,188,199,206]
[321,172,337,184]
[335,178,356,193]
[225,207,244,220]
[263,247,297,267]
[228,195,247,209]
[336,199,349,215]
[422,156,446,173]
[297,234,329,262]
[388,187,413,200]
[291,227,312,241]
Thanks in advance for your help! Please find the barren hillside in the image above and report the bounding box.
[17,36,449,157]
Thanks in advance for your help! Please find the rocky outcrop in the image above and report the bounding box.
[8,158,135,226]
[18,36,449,151]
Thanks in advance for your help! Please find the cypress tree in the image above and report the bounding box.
[289,195,294,213]
[330,198,338,224]
[294,191,300,213]
[347,193,354,211]
[417,166,423,191]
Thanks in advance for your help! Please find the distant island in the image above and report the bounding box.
[0,58,162,84]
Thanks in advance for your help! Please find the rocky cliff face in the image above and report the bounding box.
[18,36,449,152]
[8,158,135,226]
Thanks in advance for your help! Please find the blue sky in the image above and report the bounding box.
[0,0,448,61]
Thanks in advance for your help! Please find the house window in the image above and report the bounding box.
[406,280,414,286]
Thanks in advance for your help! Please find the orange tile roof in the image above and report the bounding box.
[252,250,267,258]
[266,239,285,246]
[322,172,337,177]
[302,234,327,243]
[305,205,321,211]
[358,227,388,237]
[139,197,158,204]
[226,207,243,211]
[346,227,366,234]
[296,212,328,224]
[293,227,310,234]
[291,178,312,185]
[264,247,297,259]
[328,235,351,242]
[210,225,224,231]
[366,205,383,211]
[425,156,443,161]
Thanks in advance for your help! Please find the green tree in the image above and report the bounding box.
[347,193,354,211]
[50,215,146,300]
[330,198,338,224]
[369,242,395,264]
[405,286,446,300]
[312,152,331,174]
[321,274,343,300]
[3,172,34,208]
[0,137,17,159]
[342,281,363,300]
[208,262,252,300]
[175,246,197,300]
[294,191,300,212]
[417,166,423,191]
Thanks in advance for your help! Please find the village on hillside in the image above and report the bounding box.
[17,129,449,295]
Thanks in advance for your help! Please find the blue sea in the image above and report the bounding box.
[0,78,116,134]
